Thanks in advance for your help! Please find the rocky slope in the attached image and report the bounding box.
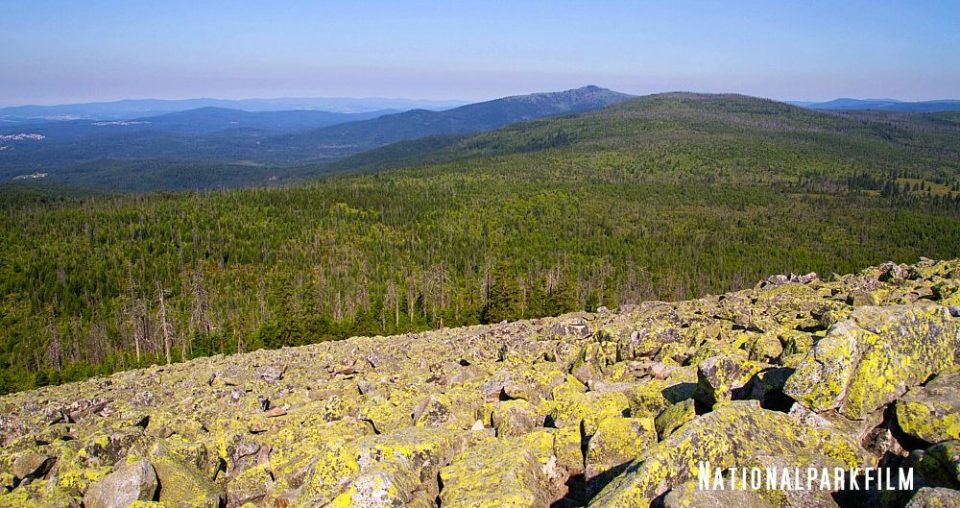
[2,259,960,507]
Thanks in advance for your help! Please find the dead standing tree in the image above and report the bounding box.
[157,282,173,365]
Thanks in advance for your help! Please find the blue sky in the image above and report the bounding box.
[1,0,957,106]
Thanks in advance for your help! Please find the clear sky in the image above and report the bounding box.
[1,0,958,106]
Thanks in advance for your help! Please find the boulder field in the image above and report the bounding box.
[2,259,960,507]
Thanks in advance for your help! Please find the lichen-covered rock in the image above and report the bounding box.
[82,460,158,508]
[694,355,765,409]
[747,333,784,363]
[324,426,474,506]
[11,452,53,481]
[741,453,845,508]
[587,401,859,508]
[493,400,540,437]
[546,388,630,435]
[226,463,273,507]
[784,305,959,419]
[914,440,960,490]
[654,399,695,439]
[905,487,960,507]
[440,439,555,508]
[148,442,221,508]
[0,260,958,506]
[0,478,78,507]
[663,480,776,508]
[896,368,960,443]
[328,459,430,508]
[481,365,567,405]
[585,416,656,493]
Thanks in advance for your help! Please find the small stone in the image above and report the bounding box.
[257,365,283,383]
[264,406,287,417]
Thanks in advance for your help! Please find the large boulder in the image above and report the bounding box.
[587,401,859,508]
[664,480,776,508]
[784,305,958,419]
[11,452,53,481]
[440,439,556,508]
[896,368,960,444]
[654,399,695,439]
[905,487,960,507]
[82,460,158,508]
[914,440,960,490]
[492,399,541,437]
[148,442,221,508]
[326,427,473,506]
[693,355,765,409]
[585,416,656,494]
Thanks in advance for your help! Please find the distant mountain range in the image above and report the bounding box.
[0,108,395,142]
[790,98,960,112]
[265,85,633,159]
[12,86,960,191]
[0,86,633,175]
[0,97,467,122]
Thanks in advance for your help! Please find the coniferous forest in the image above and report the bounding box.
[2,94,960,393]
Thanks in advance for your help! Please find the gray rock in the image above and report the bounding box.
[12,452,53,480]
[83,460,158,508]
[905,487,960,507]
[896,368,960,443]
[492,399,540,437]
[664,480,776,508]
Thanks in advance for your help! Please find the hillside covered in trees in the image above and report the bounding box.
[2,93,960,393]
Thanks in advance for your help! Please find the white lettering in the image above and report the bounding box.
[698,462,711,490]
[899,469,914,491]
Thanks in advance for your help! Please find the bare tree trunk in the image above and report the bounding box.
[158,282,172,365]
[334,290,343,321]
[134,310,143,363]
[45,311,62,372]
[438,262,446,328]
[256,274,266,325]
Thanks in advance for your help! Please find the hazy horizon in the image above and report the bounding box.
[2,0,958,107]
[2,88,959,111]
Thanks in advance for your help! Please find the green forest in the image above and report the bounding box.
[2,94,960,394]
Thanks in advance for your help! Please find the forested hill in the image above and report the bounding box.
[266,85,633,158]
[0,86,631,187]
[328,92,960,184]
[2,92,960,393]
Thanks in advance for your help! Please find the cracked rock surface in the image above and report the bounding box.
[2,259,960,507]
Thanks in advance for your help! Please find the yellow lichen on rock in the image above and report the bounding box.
[1,259,959,506]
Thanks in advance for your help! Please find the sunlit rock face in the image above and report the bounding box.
[1,259,959,507]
